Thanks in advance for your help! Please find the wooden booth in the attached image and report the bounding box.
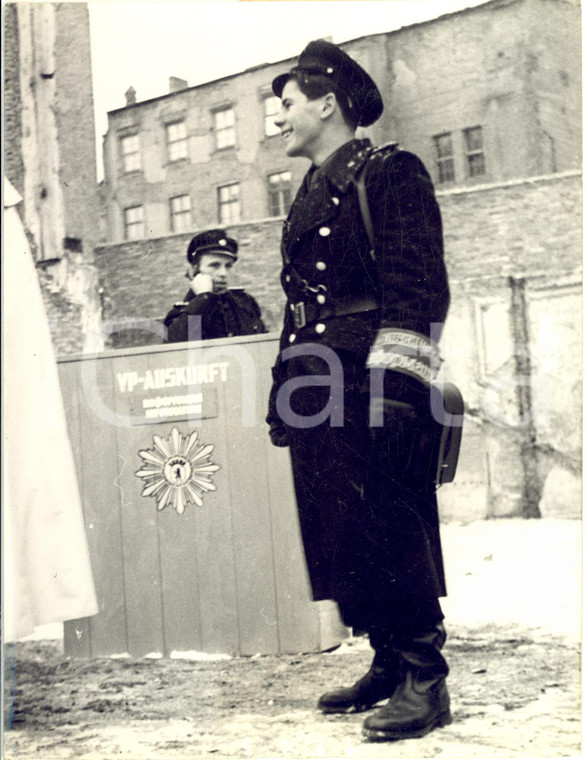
[58,334,347,658]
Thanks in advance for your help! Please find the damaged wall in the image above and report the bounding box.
[3,3,102,354]
[437,171,581,522]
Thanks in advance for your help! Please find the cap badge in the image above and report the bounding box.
[219,239,227,246]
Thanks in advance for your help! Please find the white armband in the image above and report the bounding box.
[366,328,442,384]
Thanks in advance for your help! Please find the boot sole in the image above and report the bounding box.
[319,700,386,715]
[362,710,452,741]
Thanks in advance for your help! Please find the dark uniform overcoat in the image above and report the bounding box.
[268,138,450,609]
[165,288,266,343]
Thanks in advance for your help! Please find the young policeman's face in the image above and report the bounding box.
[196,252,234,293]
[274,80,325,159]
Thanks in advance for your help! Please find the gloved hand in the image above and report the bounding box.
[268,420,289,448]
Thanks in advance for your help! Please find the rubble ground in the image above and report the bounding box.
[3,519,582,759]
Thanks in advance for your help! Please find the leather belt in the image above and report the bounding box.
[291,295,379,329]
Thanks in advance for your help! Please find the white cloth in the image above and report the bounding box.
[3,178,98,641]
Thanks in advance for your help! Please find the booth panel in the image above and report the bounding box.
[187,419,240,655]
[114,346,240,655]
[113,353,168,656]
[60,335,348,657]
[61,359,129,656]
[221,341,280,655]
[157,505,203,654]
[60,361,92,658]
[77,358,128,656]
[265,446,322,653]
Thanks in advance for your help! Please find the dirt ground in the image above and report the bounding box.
[3,519,582,759]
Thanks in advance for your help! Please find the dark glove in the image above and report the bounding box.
[268,420,289,448]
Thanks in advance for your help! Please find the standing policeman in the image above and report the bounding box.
[266,41,452,742]
[165,229,266,342]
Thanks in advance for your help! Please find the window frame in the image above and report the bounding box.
[463,126,486,178]
[123,205,145,240]
[212,106,236,150]
[432,132,455,184]
[165,120,188,163]
[267,170,293,217]
[120,133,141,174]
[263,94,281,138]
[217,182,241,225]
[169,194,192,233]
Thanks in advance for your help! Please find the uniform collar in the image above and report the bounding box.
[311,138,373,193]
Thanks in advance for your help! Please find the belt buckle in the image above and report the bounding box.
[293,302,306,329]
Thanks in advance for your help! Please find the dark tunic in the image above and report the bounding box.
[268,138,450,608]
[165,288,266,343]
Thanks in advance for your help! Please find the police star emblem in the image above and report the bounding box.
[135,427,220,514]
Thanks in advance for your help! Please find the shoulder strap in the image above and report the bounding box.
[354,143,398,261]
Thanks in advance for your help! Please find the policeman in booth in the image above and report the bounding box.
[266,41,452,742]
[164,229,267,343]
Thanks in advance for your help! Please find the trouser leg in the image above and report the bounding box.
[318,598,446,715]
[317,601,401,714]
[362,620,451,741]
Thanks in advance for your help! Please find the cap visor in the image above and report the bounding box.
[272,73,289,98]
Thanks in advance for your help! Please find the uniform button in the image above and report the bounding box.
[228,332,234,337]
[289,333,296,343]
[331,197,340,206]
[315,323,326,334]
[285,274,291,283]
[319,226,331,237]
[316,294,326,304]
[290,303,295,311]
[315,261,327,271]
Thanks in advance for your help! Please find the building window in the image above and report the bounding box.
[213,107,235,150]
[218,183,240,224]
[464,126,486,177]
[263,95,281,137]
[169,194,192,232]
[166,121,188,162]
[433,133,455,184]
[268,171,292,216]
[120,134,141,173]
[124,205,144,240]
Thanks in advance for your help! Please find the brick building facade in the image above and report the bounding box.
[3,2,103,354]
[99,0,580,244]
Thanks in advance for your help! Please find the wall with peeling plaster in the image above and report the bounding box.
[3,3,103,354]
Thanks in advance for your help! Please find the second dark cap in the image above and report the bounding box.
[187,229,238,264]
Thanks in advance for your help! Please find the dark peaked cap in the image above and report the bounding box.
[272,40,384,128]
[187,229,238,264]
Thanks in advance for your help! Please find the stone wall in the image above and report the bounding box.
[3,4,24,197]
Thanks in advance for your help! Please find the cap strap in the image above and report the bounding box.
[194,243,234,256]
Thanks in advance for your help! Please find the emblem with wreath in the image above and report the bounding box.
[135,427,220,514]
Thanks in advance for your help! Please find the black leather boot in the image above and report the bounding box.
[362,622,451,740]
[318,646,401,714]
